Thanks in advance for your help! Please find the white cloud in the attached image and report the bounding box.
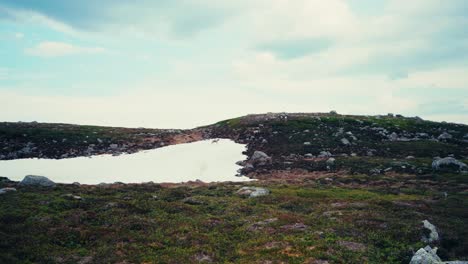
[25,41,105,57]
[1,85,466,129]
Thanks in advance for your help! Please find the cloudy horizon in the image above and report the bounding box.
[1,0,467,128]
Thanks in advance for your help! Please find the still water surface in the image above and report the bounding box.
[0,139,250,184]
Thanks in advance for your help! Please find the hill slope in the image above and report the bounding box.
[1,113,467,263]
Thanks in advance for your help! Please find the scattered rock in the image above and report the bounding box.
[306,260,330,264]
[103,202,118,210]
[388,132,399,141]
[77,256,93,264]
[318,151,332,158]
[326,158,336,165]
[182,197,205,205]
[20,175,56,187]
[422,220,439,243]
[340,138,350,145]
[193,252,213,263]
[438,132,453,141]
[281,223,308,231]
[62,194,82,200]
[338,241,366,252]
[250,151,271,166]
[0,187,17,195]
[248,218,278,231]
[304,142,312,146]
[236,187,270,198]
[432,157,467,172]
[109,143,119,149]
[409,246,468,264]
[410,246,441,264]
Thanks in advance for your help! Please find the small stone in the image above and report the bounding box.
[0,187,17,195]
[62,194,82,200]
[109,144,119,149]
[182,197,205,205]
[281,223,308,231]
[338,241,366,252]
[318,151,332,158]
[340,138,350,145]
[438,132,453,141]
[236,186,270,198]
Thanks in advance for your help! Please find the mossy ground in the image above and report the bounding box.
[1,172,467,263]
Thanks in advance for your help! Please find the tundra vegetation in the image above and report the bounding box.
[1,112,467,263]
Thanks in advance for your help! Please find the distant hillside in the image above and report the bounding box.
[1,112,467,178]
[205,112,468,178]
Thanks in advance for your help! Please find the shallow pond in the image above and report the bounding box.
[0,139,251,184]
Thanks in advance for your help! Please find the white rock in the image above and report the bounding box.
[341,138,350,145]
[422,220,439,243]
[438,132,453,140]
[410,246,442,264]
[432,157,467,172]
[236,187,270,198]
[318,151,332,158]
[0,187,17,195]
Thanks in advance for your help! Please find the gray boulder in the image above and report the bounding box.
[236,187,269,198]
[20,175,56,187]
[341,138,351,145]
[326,158,336,165]
[410,246,468,264]
[0,187,17,195]
[410,246,442,264]
[422,220,439,243]
[432,157,467,172]
[318,151,332,158]
[388,132,399,141]
[438,132,453,141]
[250,151,271,166]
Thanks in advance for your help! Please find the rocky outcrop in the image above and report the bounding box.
[19,175,56,187]
[438,132,453,141]
[0,187,17,194]
[410,246,468,264]
[236,187,269,198]
[432,157,467,172]
[422,220,440,243]
[410,246,443,264]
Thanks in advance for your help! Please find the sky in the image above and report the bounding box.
[0,0,467,128]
